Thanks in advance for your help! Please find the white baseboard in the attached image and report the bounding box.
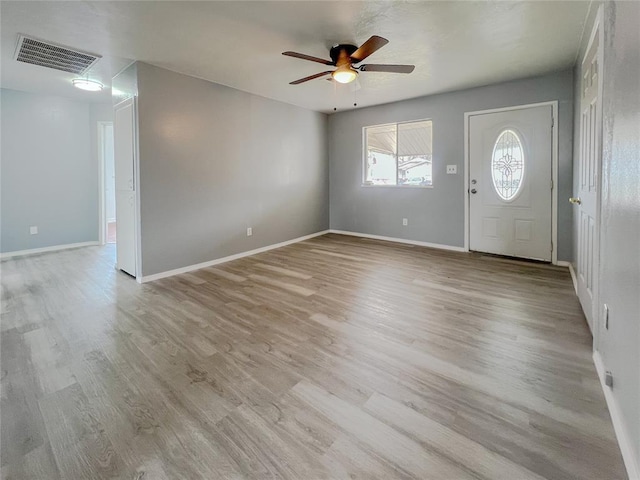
[0,241,100,260]
[556,260,578,294]
[138,230,330,283]
[328,229,466,252]
[593,351,640,480]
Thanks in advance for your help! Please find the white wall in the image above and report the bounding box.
[0,89,110,253]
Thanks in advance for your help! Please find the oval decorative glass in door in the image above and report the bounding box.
[491,129,525,201]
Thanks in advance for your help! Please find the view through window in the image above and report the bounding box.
[364,120,433,186]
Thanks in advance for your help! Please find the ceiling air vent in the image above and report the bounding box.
[14,35,101,75]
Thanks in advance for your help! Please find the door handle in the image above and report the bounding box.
[569,197,582,205]
[470,188,477,194]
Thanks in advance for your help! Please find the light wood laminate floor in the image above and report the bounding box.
[1,234,626,479]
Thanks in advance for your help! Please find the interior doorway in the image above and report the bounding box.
[99,122,116,244]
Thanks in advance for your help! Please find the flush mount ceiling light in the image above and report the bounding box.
[72,78,103,91]
[331,64,358,84]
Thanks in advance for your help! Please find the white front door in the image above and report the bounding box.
[575,23,601,333]
[469,105,553,261]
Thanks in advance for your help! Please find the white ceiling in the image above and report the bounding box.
[1,1,590,113]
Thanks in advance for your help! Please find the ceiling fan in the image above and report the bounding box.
[282,35,415,85]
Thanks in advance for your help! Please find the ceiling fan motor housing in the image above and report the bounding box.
[330,44,358,65]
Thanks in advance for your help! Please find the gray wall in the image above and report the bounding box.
[0,89,110,253]
[329,70,574,260]
[135,63,329,276]
[598,0,640,471]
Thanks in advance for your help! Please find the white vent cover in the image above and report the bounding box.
[14,35,101,75]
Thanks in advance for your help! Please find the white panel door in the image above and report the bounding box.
[114,98,137,277]
[115,190,136,276]
[469,106,553,261]
[575,28,601,333]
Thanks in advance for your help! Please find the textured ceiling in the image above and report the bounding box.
[0,1,591,113]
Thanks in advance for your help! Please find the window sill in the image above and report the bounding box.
[360,184,434,189]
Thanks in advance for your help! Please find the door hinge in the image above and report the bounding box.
[551,116,554,128]
[551,241,554,252]
[551,179,554,190]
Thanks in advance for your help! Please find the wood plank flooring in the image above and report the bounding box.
[1,234,627,479]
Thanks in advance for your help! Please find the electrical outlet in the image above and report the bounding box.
[604,304,609,329]
[29,226,38,235]
[605,371,613,388]
[446,165,457,174]
[402,218,408,226]
[246,227,252,237]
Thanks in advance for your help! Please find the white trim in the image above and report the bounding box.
[463,101,559,264]
[557,260,578,294]
[464,112,470,248]
[573,0,595,65]
[593,4,605,353]
[551,101,559,265]
[585,4,602,63]
[0,241,100,260]
[138,230,330,283]
[329,230,466,252]
[98,122,105,245]
[133,96,143,283]
[97,121,113,246]
[593,351,640,480]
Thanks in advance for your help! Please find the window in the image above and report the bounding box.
[491,129,525,201]
[364,120,433,186]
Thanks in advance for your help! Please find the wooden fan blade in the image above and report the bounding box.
[350,35,389,62]
[289,71,333,85]
[360,64,415,73]
[282,51,334,65]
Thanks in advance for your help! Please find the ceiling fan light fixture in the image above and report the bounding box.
[72,78,103,91]
[332,65,358,84]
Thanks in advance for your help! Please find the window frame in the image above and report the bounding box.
[362,118,434,189]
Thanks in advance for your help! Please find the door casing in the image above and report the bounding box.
[98,121,113,246]
[464,101,559,265]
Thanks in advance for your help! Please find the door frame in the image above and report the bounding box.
[97,121,113,246]
[463,101,559,264]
